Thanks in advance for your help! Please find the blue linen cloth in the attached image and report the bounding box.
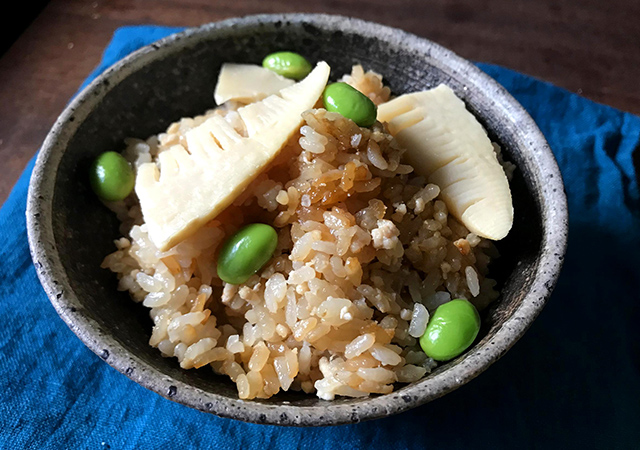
[1,25,638,449]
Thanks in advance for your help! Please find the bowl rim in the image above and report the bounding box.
[26,13,568,426]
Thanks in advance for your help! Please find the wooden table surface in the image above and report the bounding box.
[1,0,638,206]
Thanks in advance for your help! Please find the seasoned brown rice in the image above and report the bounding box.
[101,65,501,400]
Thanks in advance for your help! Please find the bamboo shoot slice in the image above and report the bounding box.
[136,61,331,250]
[377,84,513,240]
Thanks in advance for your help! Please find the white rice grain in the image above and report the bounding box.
[408,303,430,338]
[465,266,480,297]
[344,333,375,359]
[370,344,402,366]
[395,364,428,382]
[264,273,287,313]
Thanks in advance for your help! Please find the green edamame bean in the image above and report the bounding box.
[217,223,278,285]
[419,299,481,361]
[89,151,135,202]
[262,51,312,80]
[322,82,377,128]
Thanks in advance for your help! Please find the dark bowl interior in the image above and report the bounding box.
[27,14,567,426]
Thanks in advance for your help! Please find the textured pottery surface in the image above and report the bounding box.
[26,14,568,426]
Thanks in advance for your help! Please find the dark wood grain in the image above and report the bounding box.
[1,0,639,205]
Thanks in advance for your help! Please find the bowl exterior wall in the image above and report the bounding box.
[26,14,568,426]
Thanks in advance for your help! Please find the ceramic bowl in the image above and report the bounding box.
[26,14,568,426]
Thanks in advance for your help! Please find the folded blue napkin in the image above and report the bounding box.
[1,25,638,449]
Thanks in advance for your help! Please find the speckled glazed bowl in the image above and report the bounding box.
[26,14,568,426]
